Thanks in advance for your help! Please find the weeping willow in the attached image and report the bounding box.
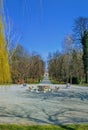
[0,16,12,84]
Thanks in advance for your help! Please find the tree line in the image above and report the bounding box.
[48,17,88,84]
[9,44,45,84]
[0,15,88,84]
[0,5,45,84]
[0,17,45,84]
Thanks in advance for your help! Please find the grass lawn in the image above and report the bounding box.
[0,124,88,130]
[78,84,88,87]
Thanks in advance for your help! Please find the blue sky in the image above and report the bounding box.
[4,0,88,60]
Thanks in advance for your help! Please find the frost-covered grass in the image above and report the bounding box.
[0,85,88,125]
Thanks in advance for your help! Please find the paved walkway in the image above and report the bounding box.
[40,75,52,84]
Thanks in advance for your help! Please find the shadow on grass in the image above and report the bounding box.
[59,125,76,130]
[0,124,77,130]
[1,124,88,130]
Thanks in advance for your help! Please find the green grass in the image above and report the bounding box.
[49,79,60,84]
[50,79,88,86]
[78,84,88,87]
[0,124,88,130]
[71,84,88,87]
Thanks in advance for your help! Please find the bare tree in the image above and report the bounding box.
[73,17,88,40]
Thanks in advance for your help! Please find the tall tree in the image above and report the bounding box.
[63,34,75,83]
[82,30,88,83]
[73,17,88,83]
[0,17,12,84]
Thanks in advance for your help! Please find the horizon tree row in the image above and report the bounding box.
[48,42,84,84]
[48,17,88,84]
[10,44,45,84]
[0,3,45,84]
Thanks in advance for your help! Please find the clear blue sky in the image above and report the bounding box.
[4,0,88,60]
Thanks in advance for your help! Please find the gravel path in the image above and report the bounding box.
[0,84,88,125]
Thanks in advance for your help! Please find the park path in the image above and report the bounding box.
[40,75,52,84]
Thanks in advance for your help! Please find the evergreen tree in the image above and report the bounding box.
[82,30,88,83]
[73,17,88,83]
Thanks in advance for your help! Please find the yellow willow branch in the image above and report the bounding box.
[0,16,12,84]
